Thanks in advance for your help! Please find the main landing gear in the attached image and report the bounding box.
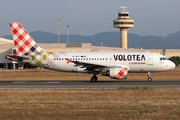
[148,72,152,82]
[90,74,98,82]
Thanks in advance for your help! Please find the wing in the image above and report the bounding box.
[65,58,121,71]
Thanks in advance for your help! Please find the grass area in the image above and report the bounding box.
[0,88,180,119]
[0,69,179,119]
[0,69,179,81]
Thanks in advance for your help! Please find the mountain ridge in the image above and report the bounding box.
[1,31,180,49]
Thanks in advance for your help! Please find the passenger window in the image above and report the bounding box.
[54,58,56,60]
[97,58,99,60]
[89,58,91,60]
[62,58,64,60]
[59,58,61,60]
[86,58,88,60]
[92,58,93,60]
[94,58,96,60]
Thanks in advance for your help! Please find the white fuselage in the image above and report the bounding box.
[8,22,176,81]
[35,52,175,73]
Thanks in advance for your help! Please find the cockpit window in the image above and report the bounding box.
[160,57,167,61]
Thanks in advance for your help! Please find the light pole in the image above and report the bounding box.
[98,39,103,47]
[58,18,60,43]
[67,25,69,44]
[80,33,82,43]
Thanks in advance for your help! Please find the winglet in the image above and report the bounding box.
[156,51,161,54]
[156,49,166,56]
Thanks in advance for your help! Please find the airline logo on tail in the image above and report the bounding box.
[8,22,46,66]
[8,22,70,67]
[9,22,43,56]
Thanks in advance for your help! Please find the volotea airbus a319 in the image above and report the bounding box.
[6,22,175,82]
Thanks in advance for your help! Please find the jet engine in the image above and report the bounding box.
[102,68,128,79]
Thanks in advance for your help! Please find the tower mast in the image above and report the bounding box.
[113,6,134,48]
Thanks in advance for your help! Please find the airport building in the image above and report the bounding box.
[0,37,180,69]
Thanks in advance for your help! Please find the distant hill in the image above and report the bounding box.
[2,31,180,49]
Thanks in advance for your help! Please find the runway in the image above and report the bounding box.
[0,80,180,89]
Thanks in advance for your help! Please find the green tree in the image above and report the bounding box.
[177,56,180,65]
[169,56,180,66]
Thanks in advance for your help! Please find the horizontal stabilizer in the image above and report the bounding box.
[6,54,30,61]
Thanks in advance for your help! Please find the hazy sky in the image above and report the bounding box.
[0,0,180,37]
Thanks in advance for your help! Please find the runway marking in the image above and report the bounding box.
[13,82,26,83]
[46,82,60,84]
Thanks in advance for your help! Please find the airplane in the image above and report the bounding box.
[6,22,175,82]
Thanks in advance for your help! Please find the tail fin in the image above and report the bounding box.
[9,22,43,56]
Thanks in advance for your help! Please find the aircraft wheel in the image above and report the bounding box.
[148,77,152,82]
[91,77,97,82]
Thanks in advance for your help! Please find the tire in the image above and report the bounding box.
[91,77,97,82]
[148,77,152,82]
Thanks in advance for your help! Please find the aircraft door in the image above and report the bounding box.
[147,54,153,71]
[147,55,153,65]
[105,57,108,63]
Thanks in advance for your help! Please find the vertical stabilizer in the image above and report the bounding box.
[9,22,43,56]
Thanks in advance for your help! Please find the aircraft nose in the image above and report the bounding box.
[171,62,176,69]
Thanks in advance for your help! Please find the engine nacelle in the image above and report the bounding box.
[110,68,127,79]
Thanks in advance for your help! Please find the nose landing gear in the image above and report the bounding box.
[148,72,152,82]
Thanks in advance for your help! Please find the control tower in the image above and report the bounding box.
[113,6,134,48]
